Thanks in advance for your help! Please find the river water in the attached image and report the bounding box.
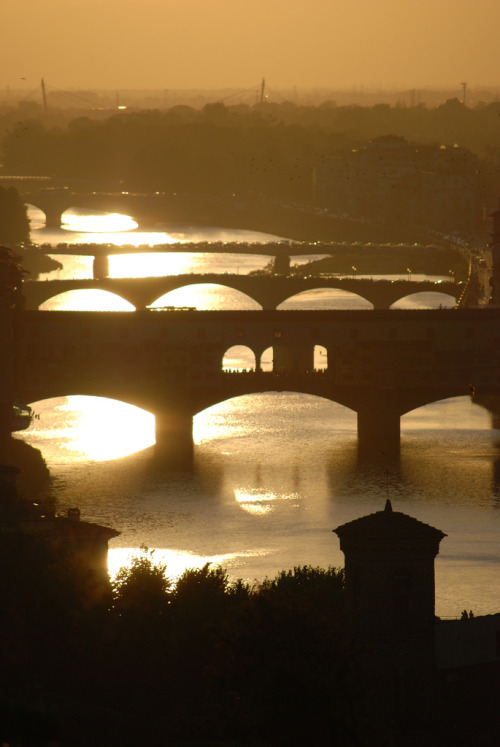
[16,208,500,618]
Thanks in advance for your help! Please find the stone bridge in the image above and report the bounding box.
[22,275,459,311]
[16,308,500,465]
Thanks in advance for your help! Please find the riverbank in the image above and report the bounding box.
[70,192,466,245]
[150,196,448,245]
[287,244,470,279]
[16,245,62,279]
[6,438,52,505]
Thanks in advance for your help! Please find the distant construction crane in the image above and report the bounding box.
[461,81,467,106]
[41,78,47,110]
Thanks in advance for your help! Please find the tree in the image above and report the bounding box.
[0,244,24,308]
[0,187,30,245]
[112,546,171,618]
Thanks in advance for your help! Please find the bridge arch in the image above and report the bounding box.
[150,283,261,311]
[260,347,273,372]
[193,390,357,423]
[314,345,328,370]
[26,203,47,229]
[277,288,373,310]
[401,393,486,421]
[222,345,256,372]
[39,289,136,312]
[21,394,155,461]
[391,291,457,310]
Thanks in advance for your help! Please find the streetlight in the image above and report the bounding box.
[448,269,455,283]
[406,268,412,282]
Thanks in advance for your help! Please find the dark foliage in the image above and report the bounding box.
[0,542,354,745]
[0,186,30,245]
[3,100,500,207]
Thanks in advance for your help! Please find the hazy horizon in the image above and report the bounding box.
[3,0,499,92]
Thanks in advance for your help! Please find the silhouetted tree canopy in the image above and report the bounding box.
[0,542,352,745]
[0,187,30,245]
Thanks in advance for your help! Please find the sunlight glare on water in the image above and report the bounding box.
[24,396,155,462]
[20,208,500,615]
[107,547,266,581]
[150,284,261,311]
[62,210,138,233]
[234,488,300,516]
[40,289,135,311]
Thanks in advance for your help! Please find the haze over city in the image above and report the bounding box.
[3,0,500,91]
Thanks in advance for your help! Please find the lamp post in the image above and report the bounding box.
[448,269,455,283]
[406,267,412,282]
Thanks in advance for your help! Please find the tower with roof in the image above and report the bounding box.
[334,500,446,734]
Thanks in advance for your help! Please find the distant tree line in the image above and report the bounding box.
[2,100,500,206]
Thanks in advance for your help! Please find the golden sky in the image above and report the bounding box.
[2,0,500,91]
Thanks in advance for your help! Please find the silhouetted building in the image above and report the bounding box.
[0,464,118,598]
[335,501,500,744]
[334,500,446,735]
[317,136,480,232]
[490,199,500,305]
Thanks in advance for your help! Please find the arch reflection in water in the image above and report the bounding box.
[234,488,301,516]
[20,396,155,462]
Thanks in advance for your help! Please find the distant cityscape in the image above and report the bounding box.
[3,83,500,111]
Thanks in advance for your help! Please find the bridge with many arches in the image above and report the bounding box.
[22,274,459,311]
[16,307,500,464]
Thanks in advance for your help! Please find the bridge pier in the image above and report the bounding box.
[273,254,290,274]
[93,255,110,279]
[154,408,194,468]
[42,206,63,229]
[357,396,401,461]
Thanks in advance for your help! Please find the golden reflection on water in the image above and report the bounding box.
[234,488,300,516]
[107,547,268,580]
[61,397,155,460]
[62,212,139,233]
[110,252,196,278]
[150,284,260,311]
[40,289,135,312]
[27,396,156,462]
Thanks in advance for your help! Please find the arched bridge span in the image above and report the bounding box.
[16,308,500,464]
[23,275,459,311]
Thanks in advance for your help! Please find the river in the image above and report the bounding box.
[16,206,500,618]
